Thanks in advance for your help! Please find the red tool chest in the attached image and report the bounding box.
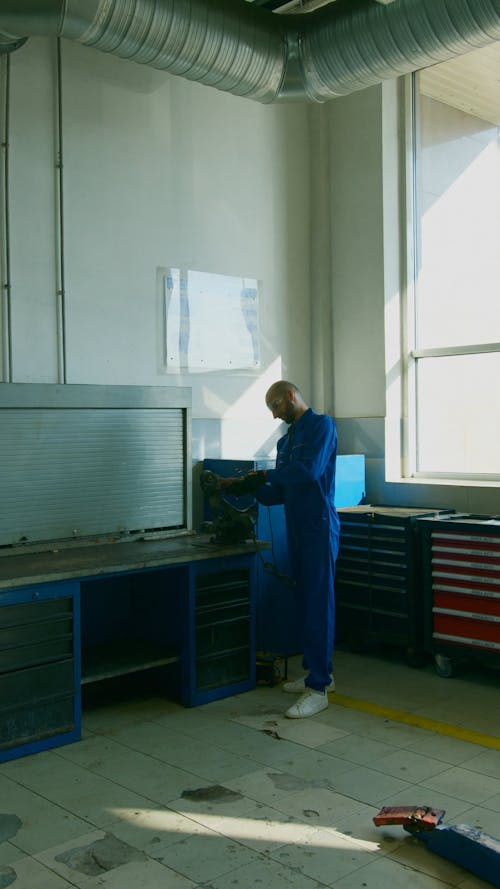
[419,514,500,676]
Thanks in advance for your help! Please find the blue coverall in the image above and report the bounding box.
[256,408,340,692]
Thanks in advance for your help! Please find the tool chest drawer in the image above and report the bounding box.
[0,597,74,672]
[419,514,500,676]
[0,582,80,761]
[336,506,449,665]
[187,561,255,704]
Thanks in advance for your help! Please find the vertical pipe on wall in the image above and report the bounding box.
[0,53,12,382]
[308,102,333,414]
[55,37,67,383]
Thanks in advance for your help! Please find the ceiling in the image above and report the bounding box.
[420,42,500,128]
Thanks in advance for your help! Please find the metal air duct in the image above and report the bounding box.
[0,0,499,103]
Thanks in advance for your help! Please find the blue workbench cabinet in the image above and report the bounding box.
[0,581,81,762]
[0,539,260,761]
[183,555,256,707]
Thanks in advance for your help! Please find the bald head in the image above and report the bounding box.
[265,380,308,424]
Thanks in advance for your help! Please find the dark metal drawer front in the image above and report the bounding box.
[0,658,75,709]
[0,696,75,750]
[196,618,250,658]
[195,648,250,691]
[0,637,73,673]
[196,601,250,628]
[0,597,72,630]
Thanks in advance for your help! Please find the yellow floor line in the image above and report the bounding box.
[330,692,500,751]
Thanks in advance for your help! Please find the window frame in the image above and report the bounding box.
[400,72,500,485]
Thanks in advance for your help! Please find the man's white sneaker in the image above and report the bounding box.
[282,676,335,694]
[285,689,329,719]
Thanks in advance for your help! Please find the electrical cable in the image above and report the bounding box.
[255,505,295,588]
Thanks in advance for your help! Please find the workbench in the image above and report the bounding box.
[0,534,263,762]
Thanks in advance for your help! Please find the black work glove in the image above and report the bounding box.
[220,470,267,496]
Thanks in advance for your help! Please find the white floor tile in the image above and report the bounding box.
[146,830,262,883]
[199,854,327,888]
[269,827,373,884]
[458,748,500,780]
[61,740,208,808]
[0,841,26,867]
[326,802,409,854]
[2,754,168,829]
[0,774,92,855]
[233,710,348,748]
[82,697,182,735]
[224,766,310,805]
[270,746,357,785]
[329,852,456,888]
[0,855,76,889]
[329,763,414,805]
[369,748,453,783]
[109,804,214,852]
[419,765,500,806]
[81,857,197,888]
[318,732,402,764]
[267,785,370,829]
[407,733,489,766]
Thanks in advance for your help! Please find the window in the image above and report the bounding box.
[403,47,500,482]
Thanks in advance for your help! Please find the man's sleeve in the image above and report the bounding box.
[265,416,336,487]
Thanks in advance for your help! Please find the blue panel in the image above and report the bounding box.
[335,454,366,507]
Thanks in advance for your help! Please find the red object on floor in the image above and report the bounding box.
[373,805,446,831]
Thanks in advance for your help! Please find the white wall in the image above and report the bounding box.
[1,37,312,470]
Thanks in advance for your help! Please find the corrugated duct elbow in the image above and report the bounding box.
[296,0,500,102]
[0,0,499,104]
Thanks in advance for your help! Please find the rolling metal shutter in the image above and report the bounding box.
[0,384,191,546]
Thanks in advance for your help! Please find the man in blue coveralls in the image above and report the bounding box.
[221,380,339,718]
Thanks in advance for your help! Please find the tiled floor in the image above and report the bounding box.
[2,649,500,888]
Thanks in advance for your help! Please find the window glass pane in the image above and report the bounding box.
[416,354,500,475]
[417,95,500,349]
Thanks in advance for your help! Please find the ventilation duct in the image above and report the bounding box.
[0,0,499,103]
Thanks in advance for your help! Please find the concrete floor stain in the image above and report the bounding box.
[181,785,243,803]
[55,833,146,876]
[0,815,21,845]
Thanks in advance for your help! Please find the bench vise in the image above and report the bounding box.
[200,470,258,545]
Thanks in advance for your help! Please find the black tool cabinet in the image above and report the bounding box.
[335,506,448,665]
[418,513,500,677]
[193,565,253,694]
[0,581,80,759]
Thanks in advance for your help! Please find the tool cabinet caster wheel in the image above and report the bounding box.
[434,654,453,678]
